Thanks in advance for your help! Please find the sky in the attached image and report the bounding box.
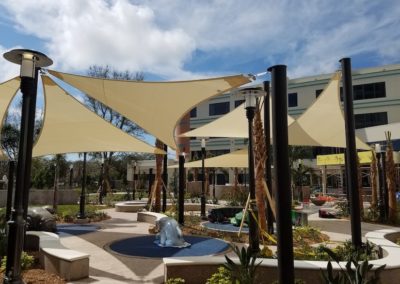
[1,0,400,159]
[1,0,399,82]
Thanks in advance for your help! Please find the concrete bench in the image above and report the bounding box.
[137,211,167,225]
[163,228,400,284]
[26,231,89,281]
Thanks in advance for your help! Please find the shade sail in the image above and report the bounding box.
[287,73,370,149]
[169,148,248,168]
[0,77,20,160]
[32,76,164,157]
[356,122,400,143]
[181,99,295,138]
[48,70,251,149]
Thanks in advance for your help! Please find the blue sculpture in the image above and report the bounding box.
[154,217,190,248]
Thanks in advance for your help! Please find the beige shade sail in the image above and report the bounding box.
[287,72,370,149]
[169,148,248,168]
[356,122,400,143]
[0,77,20,160]
[181,99,295,139]
[48,70,251,149]
[32,76,164,157]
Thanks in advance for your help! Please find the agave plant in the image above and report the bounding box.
[224,244,262,284]
[320,246,385,284]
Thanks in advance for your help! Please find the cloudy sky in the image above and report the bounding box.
[1,0,399,82]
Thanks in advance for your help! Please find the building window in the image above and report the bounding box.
[209,102,230,116]
[234,100,245,108]
[340,82,386,101]
[190,108,197,118]
[288,93,298,107]
[354,112,388,129]
[315,89,323,98]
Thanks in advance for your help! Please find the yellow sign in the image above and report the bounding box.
[317,151,373,166]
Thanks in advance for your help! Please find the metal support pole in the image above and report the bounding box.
[162,144,168,212]
[132,162,136,200]
[268,64,294,284]
[148,168,153,197]
[246,103,260,255]
[69,166,73,188]
[5,161,15,223]
[212,168,216,199]
[99,162,104,204]
[78,152,87,219]
[263,81,274,234]
[178,154,185,225]
[53,161,58,211]
[340,58,362,248]
[200,139,206,218]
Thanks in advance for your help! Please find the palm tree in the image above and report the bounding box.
[385,132,397,222]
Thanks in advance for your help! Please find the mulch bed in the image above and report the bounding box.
[0,251,66,284]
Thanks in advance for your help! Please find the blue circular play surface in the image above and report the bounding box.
[109,235,229,258]
[57,224,99,236]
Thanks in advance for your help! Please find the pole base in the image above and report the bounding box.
[3,276,25,284]
[75,217,89,224]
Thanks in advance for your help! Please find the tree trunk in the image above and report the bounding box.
[154,139,164,212]
[385,132,397,223]
[370,151,378,208]
[253,104,267,232]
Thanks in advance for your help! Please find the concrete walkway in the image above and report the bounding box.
[62,209,164,284]
[60,208,397,283]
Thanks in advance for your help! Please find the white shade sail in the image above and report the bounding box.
[182,73,370,150]
[288,72,370,149]
[48,70,251,149]
[169,148,248,168]
[181,99,295,139]
[0,77,20,160]
[356,122,400,143]
[32,76,164,157]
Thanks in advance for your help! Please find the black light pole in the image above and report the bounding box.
[212,168,216,199]
[5,161,15,222]
[340,58,362,248]
[382,151,388,219]
[77,152,87,219]
[298,159,303,202]
[99,159,104,204]
[241,88,260,255]
[200,138,206,218]
[69,164,73,188]
[178,153,185,225]
[268,64,294,284]
[263,81,274,234]
[132,161,137,200]
[3,49,52,284]
[148,168,153,197]
[162,144,168,212]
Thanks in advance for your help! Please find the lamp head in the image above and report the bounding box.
[201,138,206,148]
[375,143,382,153]
[3,49,52,78]
[237,87,264,109]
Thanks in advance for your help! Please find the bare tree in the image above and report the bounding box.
[85,65,145,194]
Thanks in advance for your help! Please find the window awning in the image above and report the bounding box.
[48,70,251,149]
[0,77,20,160]
[32,76,164,157]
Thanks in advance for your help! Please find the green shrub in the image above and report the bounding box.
[166,278,185,284]
[56,204,109,223]
[1,251,34,272]
[206,266,232,284]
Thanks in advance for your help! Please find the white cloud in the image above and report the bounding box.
[0,0,399,79]
[0,45,21,82]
